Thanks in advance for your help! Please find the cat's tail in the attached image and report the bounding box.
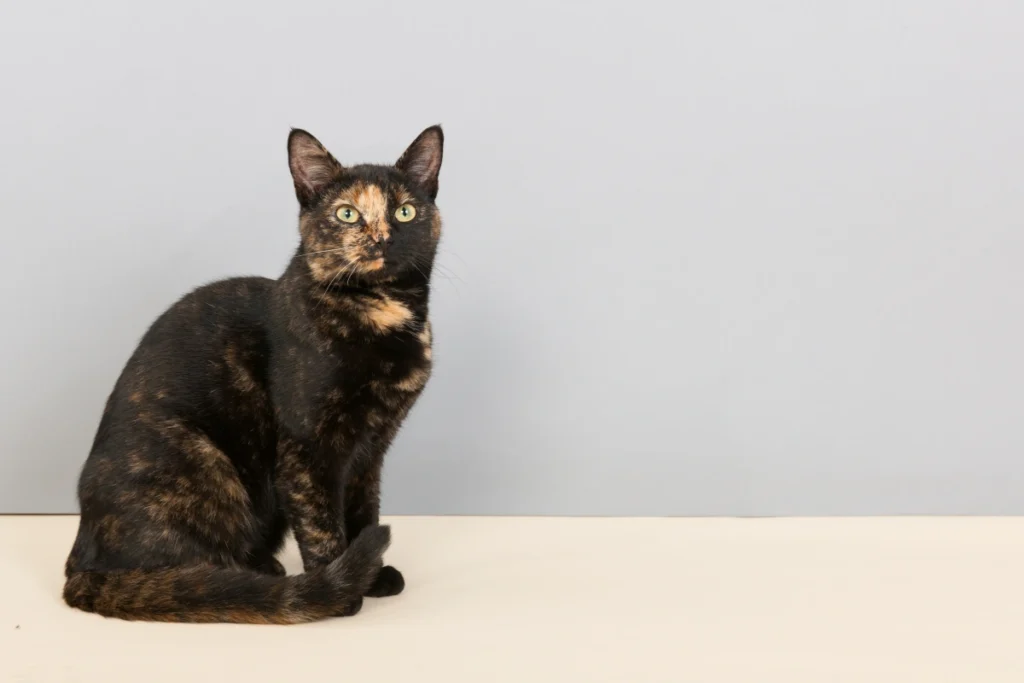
[62,525,390,624]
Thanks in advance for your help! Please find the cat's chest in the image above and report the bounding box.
[364,322,432,395]
[321,320,433,415]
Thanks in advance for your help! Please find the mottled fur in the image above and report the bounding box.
[64,126,444,623]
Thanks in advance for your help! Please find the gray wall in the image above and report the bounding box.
[1,1,1022,515]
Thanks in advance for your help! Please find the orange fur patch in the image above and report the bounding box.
[356,294,413,334]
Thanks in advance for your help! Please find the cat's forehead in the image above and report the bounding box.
[330,180,414,212]
[332,165,412,199]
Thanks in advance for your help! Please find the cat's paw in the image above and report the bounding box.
[365,565,404,597]
[252,556,287,576]
[336,595,364,617]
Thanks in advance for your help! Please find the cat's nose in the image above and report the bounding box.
[369,233,388,255]
[370,228,391,249]
[367,222,389,241]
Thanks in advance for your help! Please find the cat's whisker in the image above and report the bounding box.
[343,262,361,289]
[431,255,461,276]
[433,263,464,285]
[436,275,463,294]
[315,270,344,310]
[302,246,352,256]
[418,257,463,292]
[409,262,430,283]
[439,247,471,271]
[316,261,360,309]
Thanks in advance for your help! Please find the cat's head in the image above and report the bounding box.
[286,126,443,286]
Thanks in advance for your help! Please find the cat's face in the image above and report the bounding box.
[287,127,443,286]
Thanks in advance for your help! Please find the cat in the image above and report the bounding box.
[62,125,444,623]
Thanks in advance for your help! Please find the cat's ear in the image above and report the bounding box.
[396,125,443,200]
[288,129,344,206]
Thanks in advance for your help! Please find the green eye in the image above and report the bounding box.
[395,204,416,222]
[336,206,360,223]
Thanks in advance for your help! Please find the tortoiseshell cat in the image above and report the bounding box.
[63,126,444,623]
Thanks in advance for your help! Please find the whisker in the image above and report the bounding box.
[302,246,352,256]
[418,258,463,294]
[433,262,465,287]
[409,262,429,282]
[315,268,346,310]
[344,261,361,288]
[315,261,362,310]
[438,248,473,277]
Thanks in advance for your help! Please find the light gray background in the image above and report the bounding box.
[1,1,1022,515]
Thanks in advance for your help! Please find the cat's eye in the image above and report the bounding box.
[394,204,416,222]
[336,206,361,223]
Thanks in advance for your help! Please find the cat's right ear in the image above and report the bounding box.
[288,129,344,206]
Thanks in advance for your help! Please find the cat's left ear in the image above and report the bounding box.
[396,125,443,200]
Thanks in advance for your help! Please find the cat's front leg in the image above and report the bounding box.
[345,428,404,597]
[276,435,348,571]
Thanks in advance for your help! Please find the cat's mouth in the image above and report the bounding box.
[326,257,394,288]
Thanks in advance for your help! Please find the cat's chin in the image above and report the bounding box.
[320,267,396,292]
[356,261,399,285]
[353,258,429,285]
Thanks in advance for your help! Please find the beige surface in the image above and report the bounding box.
[2,516,1024,682]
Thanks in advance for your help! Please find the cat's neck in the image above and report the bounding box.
[277,253,431,338]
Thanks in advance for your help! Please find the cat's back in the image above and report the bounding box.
[85,275,278,473]
[142,275,276,353]
[71,276,281,571]
[120,276,276,397]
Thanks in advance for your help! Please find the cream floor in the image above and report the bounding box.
[2,516,1023,682]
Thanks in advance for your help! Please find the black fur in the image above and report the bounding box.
[63,126,444,623]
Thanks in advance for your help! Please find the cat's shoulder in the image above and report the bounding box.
[185,276,277,303]
[140,277,276,345]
